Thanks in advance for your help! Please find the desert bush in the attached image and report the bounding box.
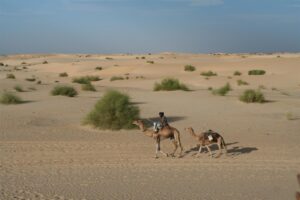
[237,79,249,86]
[59,72,68,77]
[72,76,101,84]
[95,66,102,70]
[239,89,265,103]
[201,71,217,77]
[154,78,189,91]
[141,56,146,59]
[208,87,213,91]
[82,82,96,91]
[14,85,24,92]
[0,92,22,104]
[6,74,15,79]
[84,90,140,130]
[0,62,4,66]
[105,57,113,60]
[234,71,242,76]
[37,80,42,84]
[51,85,78,97]
[147,61,154,64]
[25,78,36,82]
[43,61,48,64]
[248,70,266,75]
[110,76,124,81]
[184,65,196,72]
[212,83,231,96]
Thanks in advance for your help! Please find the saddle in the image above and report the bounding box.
[203,130,219,142]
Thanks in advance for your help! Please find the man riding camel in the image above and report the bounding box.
[154,112,169,132]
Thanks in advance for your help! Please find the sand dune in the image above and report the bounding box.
[0,53,300,200]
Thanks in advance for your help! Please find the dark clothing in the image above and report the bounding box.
[160,116,169,128]
[203,130,220,142]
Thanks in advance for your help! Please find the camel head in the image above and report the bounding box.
[184,127,194,133]
[132,119,143,126]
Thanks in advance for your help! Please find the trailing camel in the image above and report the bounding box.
[132,120,183,158]
[184,127,227,158]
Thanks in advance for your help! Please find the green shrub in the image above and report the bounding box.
[154,78,189,91]
[59,72,68,77]
[234,71,242,76]
[72,76,101,84]
[239,89,265,103]
[237,79,249,86]
[110,76,124,81]
[84,90,140,130]
[82,83,96,91]
[25,78,36,82]
[6,74,15,79]
[248,70,266,75]
[0,92,22,104]
[14,85,24,92]
[212,83,231,96]
[51,85,78,97]
[201,71,217,77]
[184,65,196,72]
[95,66,102,70]
[147,60,154,64]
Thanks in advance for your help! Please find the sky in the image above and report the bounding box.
[0,0,300,54]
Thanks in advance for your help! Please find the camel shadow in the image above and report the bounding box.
[182,142,257,157]
[227,146,258,156]
[146,116,186,123]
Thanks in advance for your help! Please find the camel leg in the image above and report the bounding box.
[170,139,178,157]
[196,145,202,157]
[206,145,213,158]
[215,139,222,158]
[155,139,168,158]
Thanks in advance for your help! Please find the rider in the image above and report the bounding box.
[159,112,169,129]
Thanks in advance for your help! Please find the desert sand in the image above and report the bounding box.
[0,53,300,200]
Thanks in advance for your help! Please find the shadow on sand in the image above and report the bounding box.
[182,142,258,157]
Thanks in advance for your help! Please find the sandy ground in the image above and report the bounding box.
[0,53,300,200]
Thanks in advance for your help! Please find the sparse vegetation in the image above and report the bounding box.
[248,69,266,75]
[25,78,36,82]
[184,65,196,72]
[201,71,217,77]
[43,61,48,64]
[84,90,140,130]
[51,85,78,97]
[95,66,102,70]
[212,83,231,96]
[37,80,42,84]
[59,72,68,77]
[110,76,124,81]
[154,78,189,91]
[141,56,146,59]
[286,112,298,120]
[239,89,265,103]
[0,63,4,66]
[208,87,213,91]
[14,85,24,92]
[6,73,15,79]
[147,60,154,64]
[72,76,101,84]
[237,79,249,86]
[0,92,22,104]
[105,57,113,60]
[234,71,242,76]
[82,82,96,91]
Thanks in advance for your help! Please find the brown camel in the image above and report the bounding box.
[184,127,227,158]
[132,120,183,158]
[297,174,300,200]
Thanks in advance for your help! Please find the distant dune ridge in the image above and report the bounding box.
[0,52,300,200]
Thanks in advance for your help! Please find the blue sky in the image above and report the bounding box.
[0,0,299,54]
